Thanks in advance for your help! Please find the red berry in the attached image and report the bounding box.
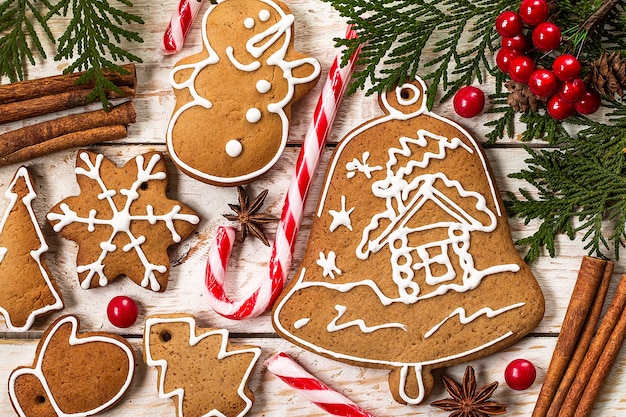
[509,55,537,83]
[575,90,601,115]
[505,359,537,390]
[528,69,558,97]
[496,11,524,37]
[519,0,549,26]
[552,54,581,81]
[496,47,522,74]
[107,296,139,328]
[501,34,531,52]
[532,22,562,52]
[453,86,485,118]
[547,94,575,120]
[559,78,586,102]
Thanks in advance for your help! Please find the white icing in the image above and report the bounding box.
[328,195,354,232]
[8,315,135,417]
[346,151,382,179]
[225,139,243,157]
[259,9,271,21]
[328,305,407,333]
[144,316,261,417]
[0,167,63,331]
[256,79,271,94]
[46,152,200,291]
[244,17,255,29]
[294,318,310,329]
[273,78,528,405]
[316,251,341,279]
[246,107,262,123]
[424,303,526,339]
[166,0,321,185]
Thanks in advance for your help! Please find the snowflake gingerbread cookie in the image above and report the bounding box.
[47,150,200,292]
[0,167,63,331]
[273,77,545,404]
[166,0,321,186]
[144,314,261,417]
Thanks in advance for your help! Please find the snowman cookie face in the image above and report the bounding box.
[167,0,321,186]
[272,79,545,405]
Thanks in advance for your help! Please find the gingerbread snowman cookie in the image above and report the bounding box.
[273,77,545,404]
[166,0,321,186]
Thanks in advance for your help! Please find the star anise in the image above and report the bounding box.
[223,186,279,246]
[430,366,507,417]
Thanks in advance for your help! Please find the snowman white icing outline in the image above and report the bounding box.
[166,0,321,185]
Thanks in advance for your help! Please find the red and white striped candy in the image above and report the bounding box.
[204,26,361,319]
[266,352,377,417]
[161,0,204,54]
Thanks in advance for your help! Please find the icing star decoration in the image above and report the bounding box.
[316,251,341,279]
[430,366,506,417]
[328,195,355,232]
[223,186,279,246]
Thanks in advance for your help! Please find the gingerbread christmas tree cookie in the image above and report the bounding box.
[0,167,63,331]
[144,314,261,417]
[272,77,545,404]
[47,150,200,292]
[166,0,321,186]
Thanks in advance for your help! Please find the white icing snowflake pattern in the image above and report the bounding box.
[316,251,341,279]
[346,152,382,179]
[47,152,200,291]
[328,195,355,232]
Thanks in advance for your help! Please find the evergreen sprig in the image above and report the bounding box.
[322,0,511,108]
[49,0,144,110]
[0,0,55,82]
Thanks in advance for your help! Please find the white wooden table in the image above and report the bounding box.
[1,1,626,416]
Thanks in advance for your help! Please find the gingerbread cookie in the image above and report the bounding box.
[144,314,261,417]
[0,167,63,331]
[166,0,321,186]
[273,78,545,404]
[8,315,135,416]
[47,150,200,292]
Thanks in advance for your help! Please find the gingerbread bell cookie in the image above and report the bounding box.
[272,77,545,404]
[144,314,261,417]
[0,167,63,331]
[47,150,200,292]
[8,315,135,416]
[166,0,321,186]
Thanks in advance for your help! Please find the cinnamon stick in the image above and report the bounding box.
[546,261,614,417]
[0,125,129,166]
[557,274,626,417]
[0,86,135,125]
[0,64,137,106]
[576,294,626,416]
[531,256,609,417]
[0,101,136,157]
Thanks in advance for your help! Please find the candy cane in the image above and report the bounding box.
[266,352,378,417]
[161,0,204,54]
[204,26,360,319]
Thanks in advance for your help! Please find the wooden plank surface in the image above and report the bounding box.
[1,0,625,416]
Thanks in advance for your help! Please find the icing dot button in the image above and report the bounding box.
[256,80,271,94]
[225,140,243,157]
[246,108,262,123]
[259,9,271,21]
[244,17,255,29]
[107,296,139,328]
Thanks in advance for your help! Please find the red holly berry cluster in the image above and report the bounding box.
[495,0,601,120]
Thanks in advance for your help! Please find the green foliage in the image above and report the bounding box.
[507,101,626,261]
[0,0,55,81]
[322,0,511,108]
[49,0,144,110]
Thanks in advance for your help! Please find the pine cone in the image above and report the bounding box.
[505,80,547,113]
[589,52,626,98]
